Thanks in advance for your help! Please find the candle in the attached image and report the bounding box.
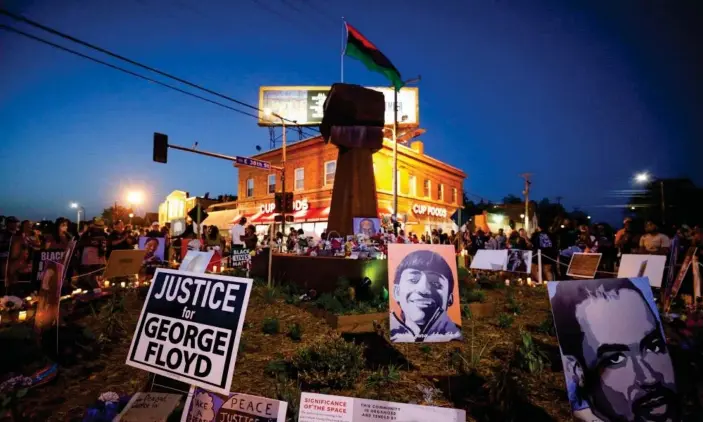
[213,266,219,273]
[104,280,111,288]
[121,282,126,288]
[18,311,27,321]
[25,296,32,302]
[527,277,532,284]
[505,279,510,286]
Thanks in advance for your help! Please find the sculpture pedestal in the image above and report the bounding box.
[326,147,378,237]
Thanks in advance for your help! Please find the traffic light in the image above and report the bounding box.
[284,192,294,214]
[274,192,283,213]
[153,132,168,163]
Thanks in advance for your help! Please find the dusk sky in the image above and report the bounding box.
[1,0,701,224]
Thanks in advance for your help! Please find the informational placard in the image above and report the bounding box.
[298,392,465,421]
[230,249,251,269]
[566,253,602,279]
[180,251,214,273]
[388,244,462,343]
[104,250,146,279]
[126,269,253,395]
[31,248,65,284]
[181,387,287,422]
[115,392,183,422]
[469,249,508,271]
[617,254,667,288]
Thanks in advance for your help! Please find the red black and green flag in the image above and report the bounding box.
[344,22,404,91]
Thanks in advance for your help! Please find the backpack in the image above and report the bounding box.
[538,233,553,249]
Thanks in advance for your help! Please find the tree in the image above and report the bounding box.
[626,178,703,229]
[535,198,567,230]
[100,205,134,226]
[502,194,523,205]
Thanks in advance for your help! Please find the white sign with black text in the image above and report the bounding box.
[126,269,253,395]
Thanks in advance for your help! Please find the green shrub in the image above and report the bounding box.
[486,360,523,421]
[517,331,549,374]
[264,358,289,378]
[461,304,472,319]
[314,278,388,315]
[287,323,303,341]
[291,337,365,389]
[536,314,556,336]
[506,294,522,314]
[365,364,400,389]
[497,313,514,328]
[461,288,486,304]
[457,266,470,281]
[262,317,280,335]
[262,285,279,304]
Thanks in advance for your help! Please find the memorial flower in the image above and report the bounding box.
[0,296,23,311]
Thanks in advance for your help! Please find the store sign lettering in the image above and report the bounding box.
[260,199,309,214]
[412,204,448,218]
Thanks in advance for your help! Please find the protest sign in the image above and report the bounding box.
[181,387,287,422]
[548,277,677,421]
[230,249,251,269]
[126,269,253,395]
[34,261,63,332]
[470,249,508,271]
[617,254,667,288]
[104,250,146,279]
[180,251,214,273]
[507,250,532,273]
[663,246,698,312]
[31,248,65,285]
[566,252,601,279]
[388,244,462,343]
[298,392,466,421]
[115,392,183,422]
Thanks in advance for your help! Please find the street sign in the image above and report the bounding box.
[235,156,271,170]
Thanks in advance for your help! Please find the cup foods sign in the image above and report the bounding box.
[412,204,448,218]
[260,198,309,214]
[126,269,253,395]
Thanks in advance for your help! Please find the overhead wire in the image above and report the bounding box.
[0,7,319,136]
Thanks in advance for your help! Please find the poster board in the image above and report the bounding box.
[179,251,214,273]
[352,217,381,236]
[181,387,287,422]
[547,277,677,421]
[230,249,251,269]
[139,237,166,263]
[507,250,532,273]
[104,250,146,279]
[387,244,461,343]
[663,246,698,312]
[34,261,63,332]
[617,254,667,288]
[126,269,253,395]
[470,249,508,271]
[298,392,465,421]
[566,253,601,279]
[114,392,183,422]
[31,248,66,285]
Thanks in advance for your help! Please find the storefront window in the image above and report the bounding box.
[396,170,403,194]
[409,175,417,196]
[438,183,444,201]
[452,187,458,204]
[268,174,276,194]
[295,168,304,191]
[423,179,431,198]
[324,160,336,186]
[247,178,254,197]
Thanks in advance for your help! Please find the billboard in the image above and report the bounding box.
[258,86,419,127]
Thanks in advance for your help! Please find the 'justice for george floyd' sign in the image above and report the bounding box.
[126,269,253,395]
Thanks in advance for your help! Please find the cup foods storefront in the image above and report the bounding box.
[221,135,466,237]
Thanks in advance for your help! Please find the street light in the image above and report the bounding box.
[392,76,421,229]
[70,202,85,231]
[128,213,134,224]
[263,108,288,236]
[126,190,144,205]
[634,171,665,225]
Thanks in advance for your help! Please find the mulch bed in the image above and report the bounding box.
[6,282,576,421]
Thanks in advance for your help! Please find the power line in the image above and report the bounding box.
[0,8,316,131]
[0,24,262,119]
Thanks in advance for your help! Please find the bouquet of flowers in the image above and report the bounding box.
[0,296,24,312]
[82,392,132,422]
[0,375,32,421]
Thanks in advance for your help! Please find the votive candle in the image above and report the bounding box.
[18,311,27,321]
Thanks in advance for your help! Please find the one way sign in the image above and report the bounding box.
[235,156,271,170]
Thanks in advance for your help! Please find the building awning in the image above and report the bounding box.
[377,206,393,217]
[250,212,277,224]
[202,209,242,231]
[295,207,330,222]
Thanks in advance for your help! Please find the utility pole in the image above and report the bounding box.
[520,173,532,233]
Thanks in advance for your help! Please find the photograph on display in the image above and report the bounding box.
[566,252,602,279]
[617,254,667,288]
[388,244,462,343]
[548,277,678,422]
[507,250,532,273]
[179,250,215,273]
[352,217,380,236]
[469,249,508,271]
[138,236,166,265]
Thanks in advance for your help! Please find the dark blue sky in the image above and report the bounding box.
[1,0,701,224]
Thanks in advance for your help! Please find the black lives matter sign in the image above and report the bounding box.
[126,269,253,395]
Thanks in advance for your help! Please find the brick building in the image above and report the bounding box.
[232,135,466,237]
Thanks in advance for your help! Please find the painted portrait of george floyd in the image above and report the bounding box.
[388,244,462,343]
[548,277,679,422]
[352,217,380,237]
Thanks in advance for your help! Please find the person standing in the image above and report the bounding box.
[230,217,246,251]
[639,221,671,255]
[44,217,73,249]
[107,220,134,259]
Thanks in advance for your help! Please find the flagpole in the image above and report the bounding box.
[341,17,346,82]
